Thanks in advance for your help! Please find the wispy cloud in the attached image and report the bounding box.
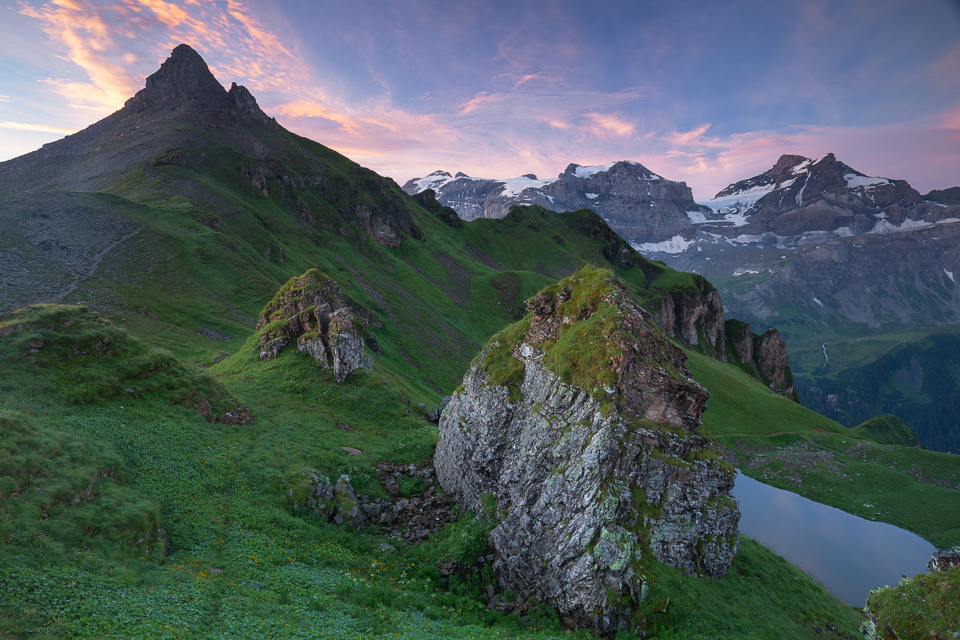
[17,0,309,113]
[0,121,79,134]
[11,0,959,200]
[582,112,636,138]
[19,0,140,111]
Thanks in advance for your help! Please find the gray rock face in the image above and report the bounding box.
[402,161,706,245]
[435,268,739,634]
[287,469,368,530]
[256,269,373,382]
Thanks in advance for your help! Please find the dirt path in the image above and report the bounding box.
[52,226,142,303]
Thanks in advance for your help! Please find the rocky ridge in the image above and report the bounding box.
[435,267,739,634]
[654,153,960,331]
[256,269,373,382]
[402,161,705,246]
[691,153,949,248]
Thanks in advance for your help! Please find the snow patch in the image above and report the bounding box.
[574,164,613,178]
[845,174,891,190]
[871,218,934,234]
[729,234,768,245]
[585,192,599,200]
[411,171,460,193]
[813,298,824,307]
[497,175,557,197]
[700,183,777,211]
[946,269,956,284]
[632,235,696,254]
[733,268,761,276]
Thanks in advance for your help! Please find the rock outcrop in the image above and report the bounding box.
[928,546,960,572]
[724,320,797,400]
[752,328,795,397]
[256,269,372,382]
[649,275,725,354]
[435,267,739,634]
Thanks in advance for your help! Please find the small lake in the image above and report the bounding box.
[732,472,935,606]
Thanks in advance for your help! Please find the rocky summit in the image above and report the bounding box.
[402,161,705,246]
[256,269,372,382]
[435,266,739,634]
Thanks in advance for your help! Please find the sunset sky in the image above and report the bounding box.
[1,0,958,200]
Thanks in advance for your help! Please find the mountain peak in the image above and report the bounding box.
[125,44,228,111]
[772,154,808,172]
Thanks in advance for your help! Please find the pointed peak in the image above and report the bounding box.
[126,44,228,110]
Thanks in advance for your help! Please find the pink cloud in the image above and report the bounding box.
[0,121,79,133]
[582,112,636,138]
[13,0,959,203]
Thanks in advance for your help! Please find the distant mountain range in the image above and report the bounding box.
[402,161,706,248]
[406,154,960,331]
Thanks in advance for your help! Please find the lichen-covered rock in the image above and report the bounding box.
[435,266,739,635]
[256,269,372,382]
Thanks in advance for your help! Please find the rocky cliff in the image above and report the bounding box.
[402,161,705,245]
[725,320,797,399]
[435,267,739,634]
[256,269,372,381]
[648,274,726,354]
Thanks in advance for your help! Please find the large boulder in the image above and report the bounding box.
[435,266,739,634]
[256,269,372,381]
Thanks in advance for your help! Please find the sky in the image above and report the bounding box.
[1,0,958,200]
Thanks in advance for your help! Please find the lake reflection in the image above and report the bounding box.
[732,472,935,606]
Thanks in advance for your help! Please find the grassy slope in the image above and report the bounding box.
[687,351,960,549]
[0,305,863,640]
[852,415,925,448]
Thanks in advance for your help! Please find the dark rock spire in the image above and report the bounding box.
[125,44,228,111]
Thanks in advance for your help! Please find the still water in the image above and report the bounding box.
[732,472,935,606]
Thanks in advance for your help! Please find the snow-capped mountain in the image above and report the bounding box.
[683,153,958,252]
[654,153,960,334]
[402,161,707,246]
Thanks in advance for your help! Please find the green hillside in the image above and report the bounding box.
[852,415,925,448]
[0,298,864,640]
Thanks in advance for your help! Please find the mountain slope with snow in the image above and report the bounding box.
[402,161,707,245]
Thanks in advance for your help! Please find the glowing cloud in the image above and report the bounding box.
[0,121,79,134]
